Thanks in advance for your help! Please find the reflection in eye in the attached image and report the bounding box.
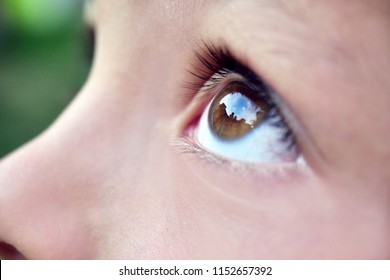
[209,82,268,139]
[188,44,300,163]
[197,83,298,163]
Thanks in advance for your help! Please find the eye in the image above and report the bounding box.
[183,43,301,164]
[195,80,299,163]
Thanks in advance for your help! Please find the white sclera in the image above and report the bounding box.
[196,102,298,163]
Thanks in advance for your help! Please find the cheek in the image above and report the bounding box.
[173,150,390,258]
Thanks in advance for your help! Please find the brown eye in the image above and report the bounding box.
[209,82,269,140]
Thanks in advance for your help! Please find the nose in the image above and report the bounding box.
[0,84,119,259]
[0,135,97,259]
[0,28,185,257]
[0,75,180,259]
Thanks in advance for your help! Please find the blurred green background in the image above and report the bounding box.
[0,0,91,158]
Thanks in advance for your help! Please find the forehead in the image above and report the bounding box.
[87,0,390,50]
[89,0,390,21]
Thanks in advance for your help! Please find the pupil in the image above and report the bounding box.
[209,82,268,139]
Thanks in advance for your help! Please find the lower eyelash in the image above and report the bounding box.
[171,136,309,180]
[172,137,227,165]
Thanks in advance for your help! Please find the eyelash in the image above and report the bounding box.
[185,43,296,150]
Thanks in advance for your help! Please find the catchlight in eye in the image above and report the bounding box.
[209,82,268,140]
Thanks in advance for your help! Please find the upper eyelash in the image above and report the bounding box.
[186,43,244,92]
[187,43,274,103]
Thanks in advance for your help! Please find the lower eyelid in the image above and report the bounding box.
[173,136,310,176]
[172,136,314,206]
[172,136,232,165]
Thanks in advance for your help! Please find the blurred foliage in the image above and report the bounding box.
[0,0,91,157]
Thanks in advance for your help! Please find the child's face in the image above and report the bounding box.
[0,0,389,259]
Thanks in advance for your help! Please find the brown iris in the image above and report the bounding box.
[209,81,268,139]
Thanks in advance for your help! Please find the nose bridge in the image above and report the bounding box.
[0,16,183,257]
[0,73,176,259]
[0,99,134,259]
[0,81,145,257]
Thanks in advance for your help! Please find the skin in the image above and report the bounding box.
[0,0,389,259]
